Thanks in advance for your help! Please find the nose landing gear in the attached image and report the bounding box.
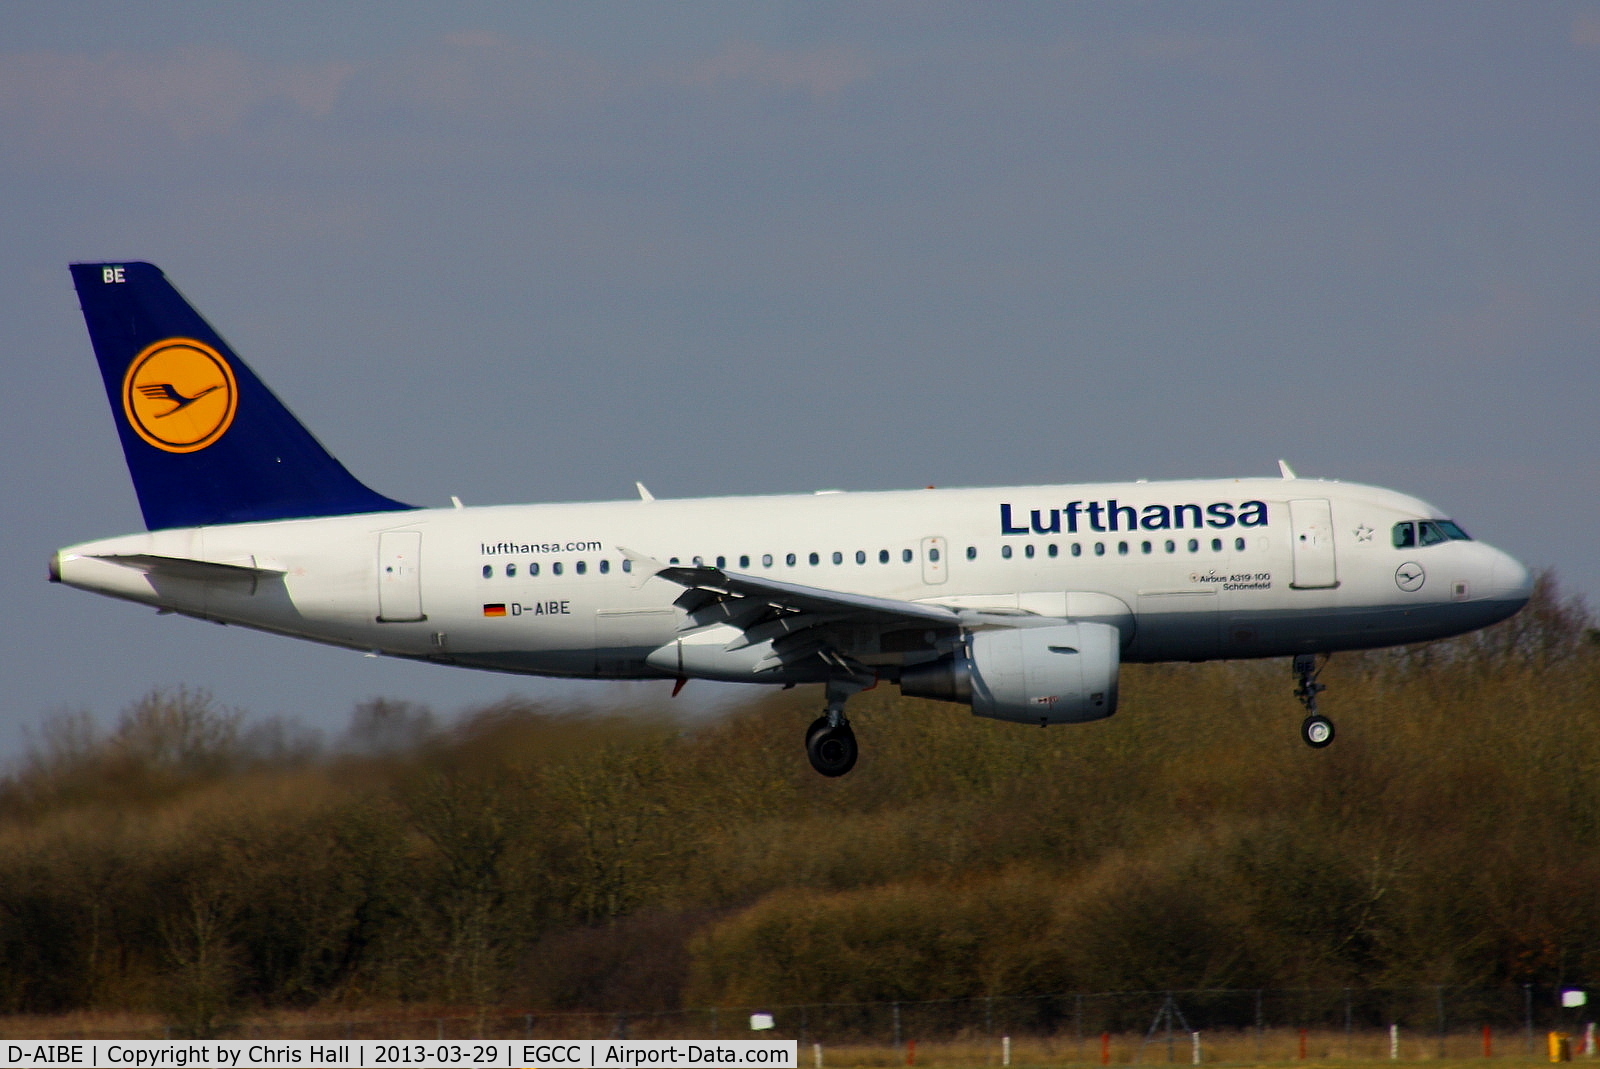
[1294,653,1334,748]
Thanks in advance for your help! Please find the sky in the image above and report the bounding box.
[3,2,1598,756]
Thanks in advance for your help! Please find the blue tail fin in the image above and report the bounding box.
[71,262,413,530]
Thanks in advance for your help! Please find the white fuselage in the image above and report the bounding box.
[54,476,1530,686]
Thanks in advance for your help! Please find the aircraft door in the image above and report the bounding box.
[1288,498,1338,589]
[377,530,426,622]
[921,536,948,585]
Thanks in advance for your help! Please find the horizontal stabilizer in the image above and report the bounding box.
[91,553,286,584]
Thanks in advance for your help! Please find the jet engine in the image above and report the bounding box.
[899,622,1120,724]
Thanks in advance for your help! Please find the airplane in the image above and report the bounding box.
[52,262,1533,776]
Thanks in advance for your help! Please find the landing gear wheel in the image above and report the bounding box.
[1292,653,1335,749]
[806,721,858,777]
[1301,714,1335,749]
[806,715,831,749]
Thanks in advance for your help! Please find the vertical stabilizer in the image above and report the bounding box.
[70,262,412,530]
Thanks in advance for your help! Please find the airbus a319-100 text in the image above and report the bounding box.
[52,263,1533,775]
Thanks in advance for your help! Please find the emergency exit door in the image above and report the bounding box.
[1288,499,1338,589]
[377,530,426,622]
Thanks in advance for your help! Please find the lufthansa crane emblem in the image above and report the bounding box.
[121,337,238,453]
[1395,561,1425,592]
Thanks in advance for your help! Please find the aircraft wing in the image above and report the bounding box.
[654,562,960,627]
[626,549,965,677]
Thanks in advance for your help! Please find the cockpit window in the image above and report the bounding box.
[1394,519,1472,549]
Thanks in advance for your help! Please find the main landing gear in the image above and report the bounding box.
[806,712,857,777]
[1293,653,1334,748]
[805,677,865,777]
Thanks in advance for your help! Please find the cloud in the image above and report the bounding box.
[0,46,357,166]
[0,36,616,171]
[4,45,355,131]
[0,34,872,178]
[677,41,871,103]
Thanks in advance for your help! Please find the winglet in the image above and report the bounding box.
[616,545,663,574]
[616,545,680,589]
[1278,459,1297,480]
[635,482,655,502]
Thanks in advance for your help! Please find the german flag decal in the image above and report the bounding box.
[483,604,508,618]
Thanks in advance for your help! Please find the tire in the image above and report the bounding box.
[806,722,858,777]
[1301,714,1335,748]
[805,715,832,749]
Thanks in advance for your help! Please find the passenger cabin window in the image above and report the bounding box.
[856,550,867,565]
[902,549,913,563]
[506,563,516,578]
[832,551,843,565]
[482,565,492,579]
[1002,545,1012,559]
[966,546,977,560]
[879,550,890,564]
[599,560,610,574]
[530,562,540,576]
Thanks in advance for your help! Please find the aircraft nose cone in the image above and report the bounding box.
[1491,551,1533,607]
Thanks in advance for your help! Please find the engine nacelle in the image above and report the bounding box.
[899,622,1121,724]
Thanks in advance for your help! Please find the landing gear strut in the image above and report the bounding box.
[1293,653,1334,748]
[805,677,865,777]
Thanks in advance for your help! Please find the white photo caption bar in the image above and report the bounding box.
[0,1039,798,1068]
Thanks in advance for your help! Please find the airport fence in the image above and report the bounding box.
[8,985,1596,1057]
